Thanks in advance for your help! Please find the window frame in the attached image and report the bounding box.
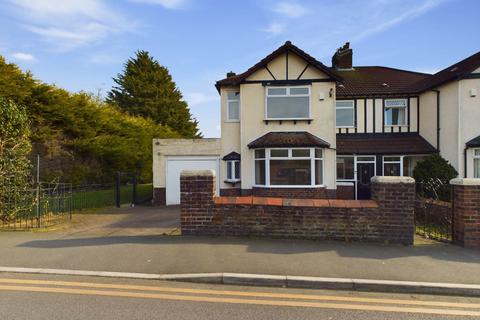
[383,155,404,176]
[265,86,311,120]
[336,155,355,181]
[384,98,408,126]
[226,91,240,122]
[474,149,480,178]
[335,100,355,128]
[253,147,324,187]
[226,160,241,182]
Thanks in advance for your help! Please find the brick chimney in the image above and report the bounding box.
[226,71,236,78]
[332,42,352,69]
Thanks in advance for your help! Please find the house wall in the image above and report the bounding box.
[335,97,419,134]
[460,77,480,177]
[437,81,460,171]
[418,91,438,148]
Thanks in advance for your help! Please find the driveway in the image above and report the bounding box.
[53,205,180,237]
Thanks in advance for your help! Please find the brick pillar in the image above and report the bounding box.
[450,178,480,248]
[180,170,215,235]
[371,176,415,245]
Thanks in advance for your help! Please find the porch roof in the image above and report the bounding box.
[247,132,331,149]
[466,135,480,148]
[336,133,437,155]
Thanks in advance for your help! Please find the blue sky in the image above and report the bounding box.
[0,0,479,137]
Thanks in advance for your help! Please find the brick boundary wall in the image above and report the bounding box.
[451,178,480,248]
[153,187,166,206]
[181,171,415,245]
[251,187,336,199]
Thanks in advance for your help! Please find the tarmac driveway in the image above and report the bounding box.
[56,205,180,237]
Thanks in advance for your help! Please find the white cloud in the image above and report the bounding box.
[273,1,309,18]
[11,52,36,62]
[185,92,219,106]
[261,22,285,36]
[7,0,134,51]
[128,0,187,9]
[353,0,445,41]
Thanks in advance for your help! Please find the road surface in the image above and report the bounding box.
[0,273,479,319]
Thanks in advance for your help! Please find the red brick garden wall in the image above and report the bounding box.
[180,171,415,245]
[451,179,480,248]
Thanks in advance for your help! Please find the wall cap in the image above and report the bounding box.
[371,176,415,184]
[180,169,216,177]
[450,178,480,186]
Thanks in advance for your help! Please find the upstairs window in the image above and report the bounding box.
[474,149,480,178]
[227,91,240,121]
[266,86,310,119]
[385,99,407,126]
[336,100,355,127]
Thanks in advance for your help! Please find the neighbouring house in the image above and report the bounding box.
[153,41,480,205]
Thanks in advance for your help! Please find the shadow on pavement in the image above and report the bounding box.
[17,234,480,264]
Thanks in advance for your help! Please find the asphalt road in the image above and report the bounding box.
[0,273,479,320]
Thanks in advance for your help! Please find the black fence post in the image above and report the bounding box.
[132,173,138,206]
[115,172,121,208]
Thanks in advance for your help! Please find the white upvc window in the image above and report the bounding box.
[385,98,407,126]
[336,156,355,180]
[227,91,240,121]
[474,149,480,178]
[265,86,310,120]
[383,156,404,176]
[226,160,240,182]
[336,100,355,128]
[254,148,323,187]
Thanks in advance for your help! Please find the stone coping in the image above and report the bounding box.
[450,178,480,186]
[214,196,378,208]
[180,170,216,177]
[371,176,415,184]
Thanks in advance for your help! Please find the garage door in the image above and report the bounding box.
[166,156,220,205]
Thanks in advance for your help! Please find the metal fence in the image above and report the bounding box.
[0,181,154,230]
[414,179,453,243]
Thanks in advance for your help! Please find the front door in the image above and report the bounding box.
[357,162,375,199]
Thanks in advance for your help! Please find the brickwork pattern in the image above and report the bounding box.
[452,185,480,247]
[336,185,355,200]
[252,187,336,199]
[181,171,415,245]
[153,187,166,206]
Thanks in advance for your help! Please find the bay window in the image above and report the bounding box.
[266,86,310,119]
[385,99,407,126]
[474,149,480,178]
[336,100,355,128]
[254,148,323,186]
[227,91,240,121]
[383,156,403,176]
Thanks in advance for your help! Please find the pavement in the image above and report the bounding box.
[1,205,480,287]
[0,273,479,320]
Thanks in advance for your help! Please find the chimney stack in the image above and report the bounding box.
[332,42,352,69]
[226,71,236,78]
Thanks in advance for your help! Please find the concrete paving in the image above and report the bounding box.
[0,205,480,286]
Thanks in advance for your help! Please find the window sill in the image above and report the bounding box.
[224,179,241,185]
[264,119,313,125]
[225,120,240,123]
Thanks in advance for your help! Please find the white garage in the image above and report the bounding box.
[166,156,220,205]
[153,138,221,206]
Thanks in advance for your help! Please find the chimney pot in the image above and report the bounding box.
[332,42,353,69]
[226,71,236,78]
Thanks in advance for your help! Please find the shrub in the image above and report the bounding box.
[413,155,457,200]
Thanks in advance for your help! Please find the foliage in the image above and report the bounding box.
[0,55,179,184]
[0,98,33,220]
[107,50,200,138]
[413,154,458,201]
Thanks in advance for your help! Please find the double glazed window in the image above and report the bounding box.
[227,91,240,121]
[254,148,323,186]
[266,87,310,119]
[226,160,240,182]
[474,149,480,178]
[336,156,354,180]
[336,100,355,128]
[385,99,407,126]
[383,156,403,176]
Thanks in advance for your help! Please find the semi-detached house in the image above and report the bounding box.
[153,41,480,205]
